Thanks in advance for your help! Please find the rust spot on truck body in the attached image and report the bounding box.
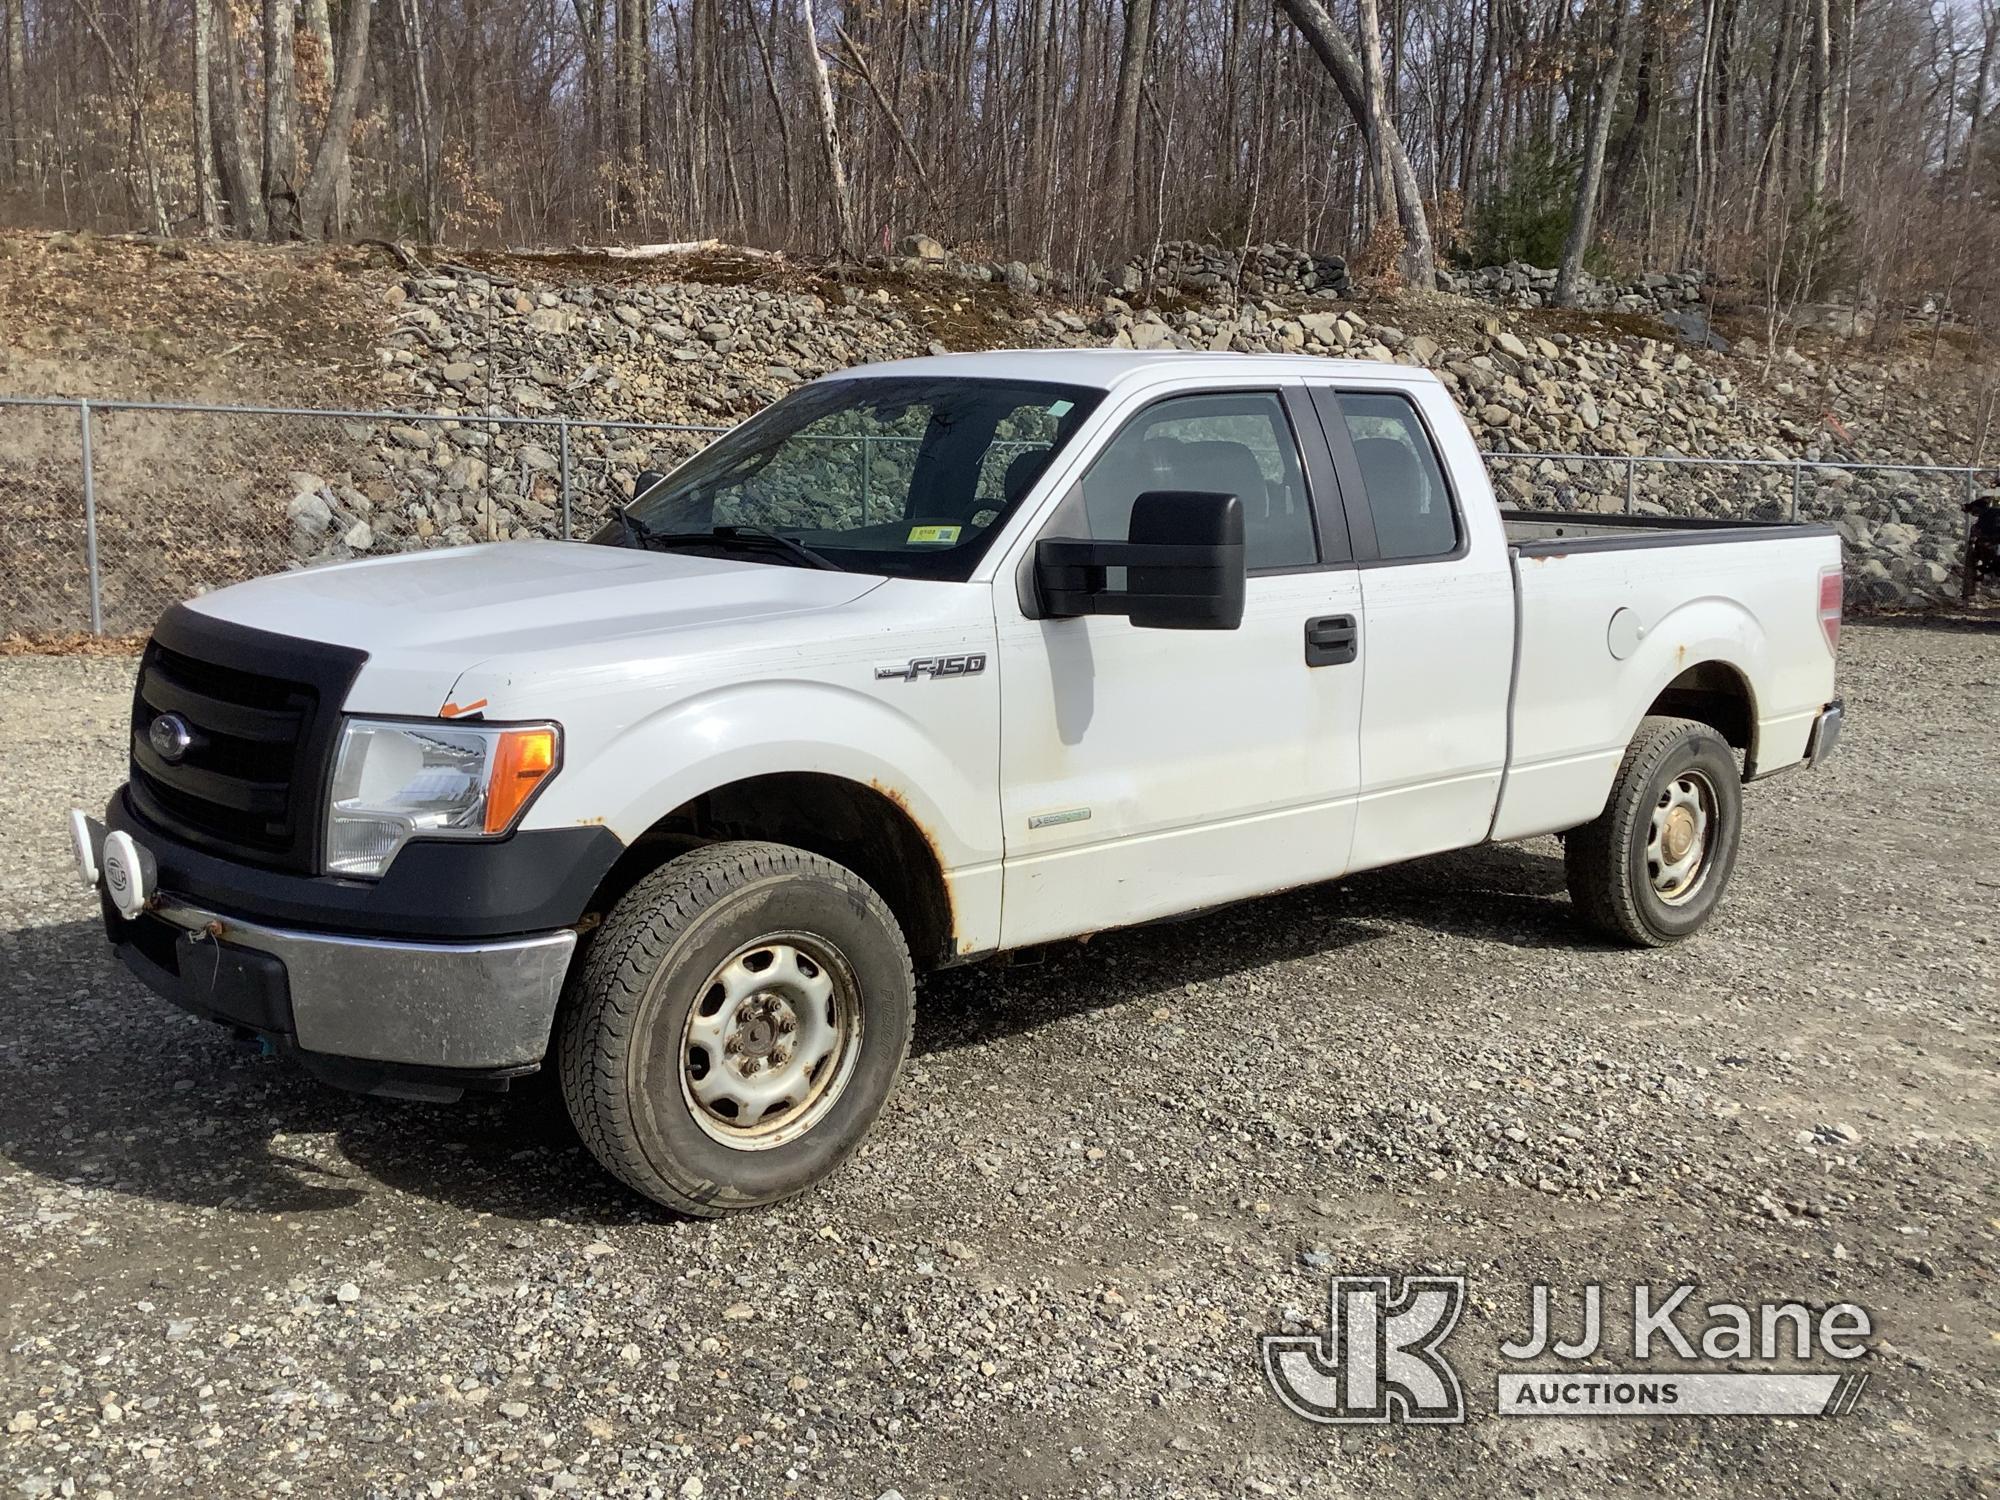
[869,778,965,959]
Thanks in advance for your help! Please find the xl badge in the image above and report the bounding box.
[148,712,194,763]
[874,654,987,682]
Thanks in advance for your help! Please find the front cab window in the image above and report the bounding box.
[600,376,1102,581]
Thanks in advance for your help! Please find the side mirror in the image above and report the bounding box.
[630,468,669,503]
[1034,490,1246,629]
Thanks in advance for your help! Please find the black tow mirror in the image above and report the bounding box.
[630,468,670,503]
[1035,490,1246,629]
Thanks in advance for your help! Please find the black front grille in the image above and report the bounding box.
[127,606,368,872]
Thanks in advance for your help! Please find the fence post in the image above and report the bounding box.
[559,417,572,541]
[1624,455,1635,513]
[1790,463,1802,521]
[79,399,104,636]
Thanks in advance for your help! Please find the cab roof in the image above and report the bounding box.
[813,347,1444,394]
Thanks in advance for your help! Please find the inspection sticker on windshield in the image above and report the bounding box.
[1047,399,1073,416]
[907,524,960,545]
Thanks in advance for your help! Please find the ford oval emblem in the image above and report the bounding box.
[149,712,194,764]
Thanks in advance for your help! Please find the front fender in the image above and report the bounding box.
[522,677,1003,874]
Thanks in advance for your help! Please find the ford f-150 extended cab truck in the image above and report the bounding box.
[70,351,1844,1214]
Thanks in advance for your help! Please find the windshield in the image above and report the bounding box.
[593,376,1104,580]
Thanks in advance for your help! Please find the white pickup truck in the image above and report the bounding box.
[72,351,1844,1214]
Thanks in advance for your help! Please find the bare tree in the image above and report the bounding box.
[1103,0,1155,240]
[298,0,371,237]
[262,0,303,238]
[210,0,261,232]
[614,0,644,214]
[192,0,218,233]
[1355,0,1397,234]
[799,0,854,254]
[1556,0,1636,305]
[1276,0,1436,285]
[4,0,25,187]
[1807,0,1832,197]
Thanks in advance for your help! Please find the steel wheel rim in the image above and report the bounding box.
[1647,769,1717,905]
[678,933,862,1151]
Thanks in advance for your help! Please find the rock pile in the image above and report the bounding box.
[267,261,1977,611]
[1439,262,1708,314]
[1108,241,1351,299]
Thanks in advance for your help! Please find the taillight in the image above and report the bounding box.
[1818,567,1843,655]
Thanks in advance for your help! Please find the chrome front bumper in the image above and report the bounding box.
[147,899,576,1070]
[76,811,576,1075]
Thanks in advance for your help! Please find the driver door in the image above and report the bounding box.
[994,383,1366,949]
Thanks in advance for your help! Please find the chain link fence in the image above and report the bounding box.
[0,398,725,638]
[2,397,1989,639]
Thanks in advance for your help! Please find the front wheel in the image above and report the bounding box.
[558,841,914,1215]
[1564,716,1744,947]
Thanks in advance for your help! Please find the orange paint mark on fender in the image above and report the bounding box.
[439,698,489,719]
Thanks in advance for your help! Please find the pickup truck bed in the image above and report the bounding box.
[1501,507,1838,547]
[1492,506,1841,842]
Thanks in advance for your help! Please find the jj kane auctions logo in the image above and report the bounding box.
[1261,1275,1872,1423]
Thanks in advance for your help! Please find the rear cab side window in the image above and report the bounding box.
[1339,392,1460,562]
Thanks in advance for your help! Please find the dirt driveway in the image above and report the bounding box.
[1,620,1994,1499]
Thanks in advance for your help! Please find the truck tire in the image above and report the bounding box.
[1564,716,1744,947]
[557,841,914,1215]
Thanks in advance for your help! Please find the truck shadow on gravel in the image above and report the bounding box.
[0,842,1580,1222]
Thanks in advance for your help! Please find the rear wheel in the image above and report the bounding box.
[558,841,914,1215]
[1564,716,1743,947]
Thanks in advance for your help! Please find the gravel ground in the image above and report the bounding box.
[1,621,1995,1499]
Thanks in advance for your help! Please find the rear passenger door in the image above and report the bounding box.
[995,383,1366,948]
[1308,386,1515,871]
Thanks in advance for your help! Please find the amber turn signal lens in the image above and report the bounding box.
[483,727,559,834]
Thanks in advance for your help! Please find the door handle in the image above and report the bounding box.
[1304,614,1358,667]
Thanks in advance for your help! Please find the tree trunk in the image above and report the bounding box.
[615,0,643,214]
[798,0,854,253]
[210,1,260,231]
[1355,0,1397,233]
[391,0,439,238]
[1806,0,1831,197]
[1964,3,2000,204]
[4,0,26,187]
[743,0,794,236]
[262,0,303,238]
[1274,0,1434,286]
[1103,0,1153,243]
[300,0,353,232]
[298,0,370,236]
[192,0,219,233]
[1754,0,1795,223]
[1602,5,1653,227]
[1556,0,1635,306]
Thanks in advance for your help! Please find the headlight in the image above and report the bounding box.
[325,718,560,878]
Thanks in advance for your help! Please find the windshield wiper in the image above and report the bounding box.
[713,525,839,571]
[617,519,840,571]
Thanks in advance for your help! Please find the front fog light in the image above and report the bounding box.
[326,718,560,877]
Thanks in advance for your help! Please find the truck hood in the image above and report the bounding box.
[186,541,885,713]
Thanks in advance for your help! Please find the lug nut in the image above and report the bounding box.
[741,1056,763,1076]
[777,1015,797,1035]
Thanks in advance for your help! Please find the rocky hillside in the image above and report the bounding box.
[3,230,1993,637]
[360,250,1983,608]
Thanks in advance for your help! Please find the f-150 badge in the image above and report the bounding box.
[875,654,988,682]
